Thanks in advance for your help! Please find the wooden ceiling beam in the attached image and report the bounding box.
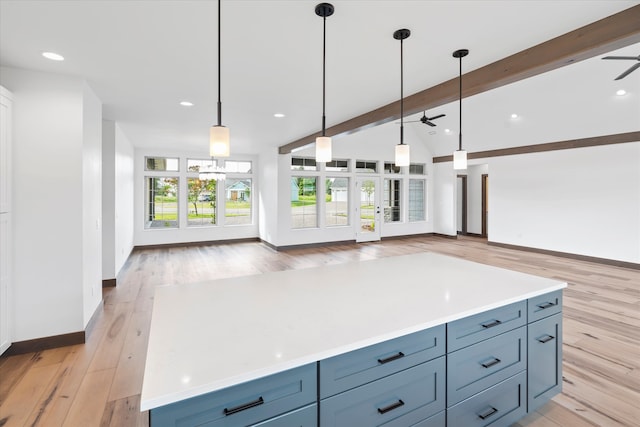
[279,5,640,154]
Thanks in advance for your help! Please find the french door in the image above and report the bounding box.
[355,177,381,243]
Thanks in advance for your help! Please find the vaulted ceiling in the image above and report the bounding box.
[1,1,638,158]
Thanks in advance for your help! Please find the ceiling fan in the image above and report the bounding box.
[602,54,640,80]
[404,111,446,127]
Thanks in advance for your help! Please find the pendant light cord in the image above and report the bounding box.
[321,13,327,136]
[400,37,404,145]
[458,55,462,151]
[217,0,222,127]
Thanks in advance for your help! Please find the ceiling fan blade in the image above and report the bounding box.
[602,56,638,60]
[424,121,436,127]
[615,62,640,80]
[426,114,445,120]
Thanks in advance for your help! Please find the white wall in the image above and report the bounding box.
[0,67,102,340]
[271,122,435,247]
[490,142,640,263]
[434,162,456,236]
[133,148,259,247]
[81,82,103,326]
[102,120,116,280]
[258,148,279,245]
[114,123,134,275]
[102,120,134,280]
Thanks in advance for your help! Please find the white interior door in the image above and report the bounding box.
[355,177,381,243]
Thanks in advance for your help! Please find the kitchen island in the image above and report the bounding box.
[141,252,566,426]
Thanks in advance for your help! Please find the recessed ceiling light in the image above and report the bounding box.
[616,89,627,96]
[274,113,285,118]
[511,113,519,119]
[179,101,194,107]
[42,51,64,61]
[444,129,452,134]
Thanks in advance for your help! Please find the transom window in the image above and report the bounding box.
[291,157,317,171]
[145,157,179,172]
[325,159,349,172]
[356,160,377,173]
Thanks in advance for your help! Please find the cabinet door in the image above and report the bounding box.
[253,404,317,427]
[320,357,445,426]
[528,313,562,412]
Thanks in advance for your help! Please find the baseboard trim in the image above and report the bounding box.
[133,237,260,251]
[488,241,640,270]
[102,278,116,287]
[265,239,356,251]
[381,233,435,241]
[1,298,103,357]
[434,233,458,239]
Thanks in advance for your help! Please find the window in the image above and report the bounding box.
[409,163,425,175]
[356,160,377,173]
[383,179,401,222]
[409,179,426,221]
[186,178,217,226]
[384,162,400,174]
[225,179,252,225]
[145,157,179,171]
[187,158,217,172]
[145,177,178,228]
[291,177,317,228]
[291,157,317,171]
[326,177,349,226]
[224,160,252,173]
[326,159,349,172]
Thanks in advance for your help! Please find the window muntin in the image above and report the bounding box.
[383,178,401,223]
[145,177,179,228]
[356,160,377,173]
[186,178,217,227]
[325,159,349,172]
[326,177,349,227]
[225,179,252,225]
[145,157,179,172]
[409,179,426,222]
[291,157,317,171]
[291,177,318,228]
[409,163,426,175]
[384,162,401,174]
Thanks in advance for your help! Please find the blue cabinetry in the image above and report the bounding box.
[149,291,562,427]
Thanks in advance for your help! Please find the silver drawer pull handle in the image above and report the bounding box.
[537,302,555,309]
[377,352,405,364]
[377,399,405,414]
[481,357,502,368]
[538,335,555,344]
[478,406,498,420]
[223,396,264,416]
[481,319,502,329]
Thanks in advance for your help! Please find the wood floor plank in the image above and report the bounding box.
[63,368,115,427]
[100,394,148,427]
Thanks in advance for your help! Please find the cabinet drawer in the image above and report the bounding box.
[320,356,445,426]
[528,313,563,413]
[320,325,445,398]
[447,371,526,427]
[447,301,526,352]
[447,326,526,406]
[150,363,316,427]
[253,404,317,427]
[528,290,562,323]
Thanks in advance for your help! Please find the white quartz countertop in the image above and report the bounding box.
[140,252,566,411]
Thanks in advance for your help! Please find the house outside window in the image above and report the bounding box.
[225,178,252,225]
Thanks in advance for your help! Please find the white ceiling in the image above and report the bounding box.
[1,0,638,158]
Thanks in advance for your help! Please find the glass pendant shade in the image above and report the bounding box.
[395,143,410,167]
[453,149,467,170]
[316,136,332,163]
[210,125,230,157]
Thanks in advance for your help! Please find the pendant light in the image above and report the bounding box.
[315,3,334,163]
[394,29,411,167]
[453,49,469,170]
[210,0,230,158]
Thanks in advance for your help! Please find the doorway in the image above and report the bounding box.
[456,175,468,235]
[355,177,381,242]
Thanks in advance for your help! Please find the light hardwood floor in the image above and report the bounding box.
[0,236,638,426]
